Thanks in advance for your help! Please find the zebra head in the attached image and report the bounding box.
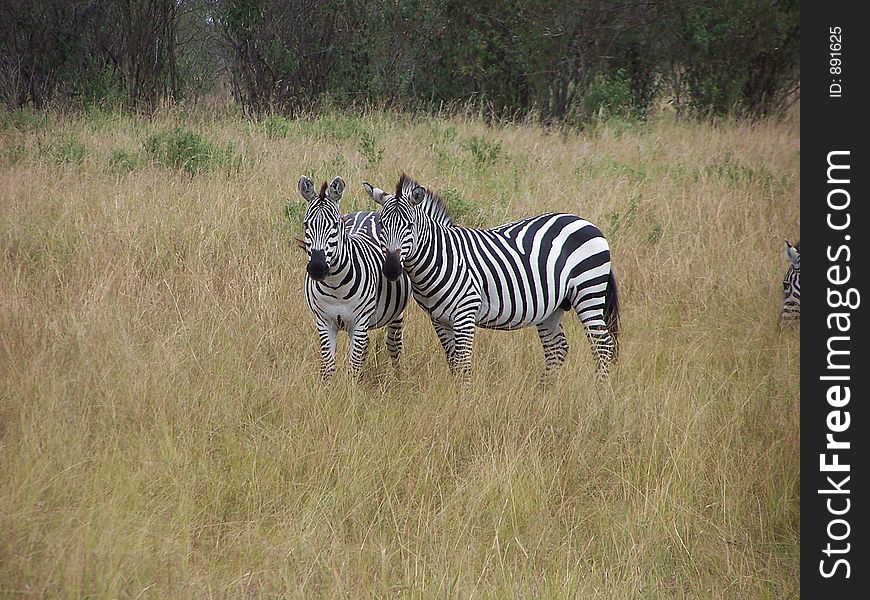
[299,175,346,281]
[780,239,800,326]
[364,176,425,281]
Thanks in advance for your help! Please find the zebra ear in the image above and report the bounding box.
[298,176,316,202]
[784,240,800,264]
[327,176,345,202]
[363,181,387,205]
[410,185,426,206]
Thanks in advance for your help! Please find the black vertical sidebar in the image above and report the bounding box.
[802,1,867,596]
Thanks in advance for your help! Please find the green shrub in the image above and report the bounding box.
[259,114,294,139]
[284,198,306,226]
[47,137,87,165]
[606,194,640,235]
[646,222,664,244]
[427,120,458,145]
[2,141,30,166]
[705,152,775,189]
[582,69,636,120]
[108,149,143,172]
[462,136,501,166]
[283,197,307,251]
[358,130,384,167]
[322,153,348,176]
[439,186,492,227]
[0,106,47,132]
[299,114,367,142]
[85,105,118,132]
[143,127,231,175]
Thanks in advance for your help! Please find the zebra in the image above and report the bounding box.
[780,239,800,326]
[364,174,620,383]
[299,175,411,380]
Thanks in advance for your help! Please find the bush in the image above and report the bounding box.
[46,137,87,165]
[0,106,48,132]
[462,136,501,167]
[259,114,294,140]
[298,115,368,143]
[582,69,636,120]
[109,149,143,173]
[143,127,230,175]
[358,131,384,168]
[2,141,30,166]
[284,198,306,227]
[439,186,492,227]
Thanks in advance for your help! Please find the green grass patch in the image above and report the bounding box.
[705,151,776,188]
[462,135,502,166]
[0,105,48,131]
[358,130,385,168]
[42,136,88,165]
[143,126,236,175]
[108,149,144,173]
[2,140,30,166]
[298,114,369,142]
[439,186,498,228]
[258,114,295,140]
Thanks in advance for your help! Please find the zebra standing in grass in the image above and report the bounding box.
[364,174,620,382]
[780,239,800,326]
[300,175,411,380]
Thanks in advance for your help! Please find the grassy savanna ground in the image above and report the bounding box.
[0,105,799,598]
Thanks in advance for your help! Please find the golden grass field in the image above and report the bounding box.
[0,106,799,598]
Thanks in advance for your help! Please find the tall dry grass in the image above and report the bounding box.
[0,106,799,598]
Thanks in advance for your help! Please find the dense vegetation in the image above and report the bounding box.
[1,0,800,120]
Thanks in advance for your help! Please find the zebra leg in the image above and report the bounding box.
[571,293,616,383]
[451,316,477,381]
[385,315,404,371]
[586,325,616,383]
[431,319,457,371]
[315,318,338,381]
[348,325,371,380]
[536,310,569,382]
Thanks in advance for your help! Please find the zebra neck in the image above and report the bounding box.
[405,218,445,276]
[322,229,352,285]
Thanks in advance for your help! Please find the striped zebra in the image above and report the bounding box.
[780,239,800,326]
[299,175,411,380]
[364,174,620,382]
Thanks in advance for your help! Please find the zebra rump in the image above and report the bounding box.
[604,270,620,357]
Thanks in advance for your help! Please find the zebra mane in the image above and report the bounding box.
[318,181,329,200]
[396,173,454,226]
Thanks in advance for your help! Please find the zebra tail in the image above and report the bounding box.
[604,269,620,359]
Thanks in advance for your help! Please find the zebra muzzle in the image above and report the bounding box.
[383,250,403,281]
[307,250,329,281]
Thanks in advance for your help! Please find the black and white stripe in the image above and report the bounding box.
[365,174,620,382]
[300,176,411,380]
[780,239,800,326]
